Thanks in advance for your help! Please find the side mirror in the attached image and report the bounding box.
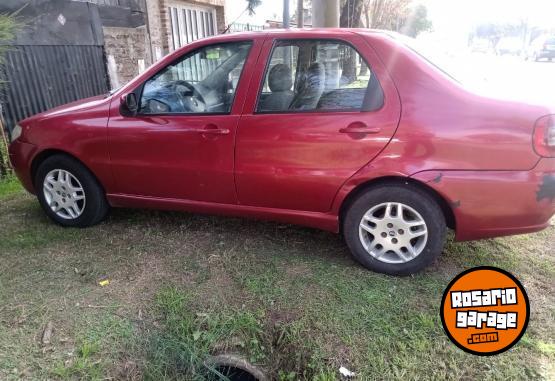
[120,93,138,116]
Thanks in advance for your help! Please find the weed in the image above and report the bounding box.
[0,174,21,199]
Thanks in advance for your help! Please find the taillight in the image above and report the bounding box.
[533,115,555,157]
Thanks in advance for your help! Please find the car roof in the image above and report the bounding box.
[222,28,392,39]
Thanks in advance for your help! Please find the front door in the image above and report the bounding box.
[108,39,258,204]
[235,34,401,212]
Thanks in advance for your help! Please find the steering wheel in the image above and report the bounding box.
[167,80,207,113]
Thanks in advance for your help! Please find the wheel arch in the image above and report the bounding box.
[338,176,456,232]
[30,149,105,192]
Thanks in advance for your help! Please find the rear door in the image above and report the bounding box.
[234,33,401,212]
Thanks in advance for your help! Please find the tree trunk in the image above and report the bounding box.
[312,0,339,27]
[340,0,364,28]
[340,0,364,83]
[297,0,304,27]
[363,1,370,28]
[0,120,11,177]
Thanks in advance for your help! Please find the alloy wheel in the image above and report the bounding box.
[42,169,86,220]
[358,202,428,264]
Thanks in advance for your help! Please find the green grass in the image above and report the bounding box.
[52,314,134,380]
[0,177,554,380]
[0,174,21,198]
[139,287,268,380]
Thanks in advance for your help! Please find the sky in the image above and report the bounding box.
[226,0,555,43]
[421,0,555,44]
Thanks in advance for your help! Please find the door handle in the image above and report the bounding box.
[339,122,381,134]
[200,128,229,135]
[192,124,230,135]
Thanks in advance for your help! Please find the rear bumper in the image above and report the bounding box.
[8,140,37,194]
[411,158,555,241]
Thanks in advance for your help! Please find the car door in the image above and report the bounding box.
[235,33,401,212]
[107,38,261,204]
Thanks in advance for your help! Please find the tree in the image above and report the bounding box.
[400,4,432,37]
[245,0,262,16]
[0,13,19,66]
[363,0,410,29]
[339,0,365,82]
[340,0,419,81]
[0,12,20,177]
[340,0,364,28]
[472,21,528,47]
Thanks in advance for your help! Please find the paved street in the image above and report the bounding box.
[451,53,555,106]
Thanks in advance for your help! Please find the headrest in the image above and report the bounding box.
[268,64,293,92]
[303,62,325,90]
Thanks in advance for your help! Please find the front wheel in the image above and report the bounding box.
[343,184,446,275]
[35,155,109,227]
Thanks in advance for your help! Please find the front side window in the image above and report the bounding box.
[140,41,252,114]
[257,39,380,113]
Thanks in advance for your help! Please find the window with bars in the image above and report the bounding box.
[168,4,217,50]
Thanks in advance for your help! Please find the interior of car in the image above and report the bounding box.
[257,40,371,113]
[137,39,375,115]
[139,41,252,114]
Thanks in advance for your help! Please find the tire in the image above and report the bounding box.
[35,154,109,227]
[343,184,446,276]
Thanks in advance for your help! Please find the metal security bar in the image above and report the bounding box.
[168,4,217,50]
[229,23,265,32]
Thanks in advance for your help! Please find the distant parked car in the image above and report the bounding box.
[9,29,555,275]
[495,37,522,56]
[470,39,492,54]
[526,35,555,61]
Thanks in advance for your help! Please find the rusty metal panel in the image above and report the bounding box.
[0,44,110,134]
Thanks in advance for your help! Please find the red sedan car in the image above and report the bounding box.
[8,29,555,275]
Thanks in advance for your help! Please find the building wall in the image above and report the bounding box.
[145,0,167,61]
[214,4,226,33]
[103,26,149,88]
[0,0,105,45]
[1,0,227,92]
[148,0,171,56]
[103,0,227,89]
[149,0,226,57]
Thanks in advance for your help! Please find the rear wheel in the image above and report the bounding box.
[35,155,109,227]
[343,184,446,275]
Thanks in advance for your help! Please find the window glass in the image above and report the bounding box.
[140,41,251,114]
[262,45,299,93]
[257,40,374,113]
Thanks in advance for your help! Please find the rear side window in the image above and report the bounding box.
[256,39,383,113]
